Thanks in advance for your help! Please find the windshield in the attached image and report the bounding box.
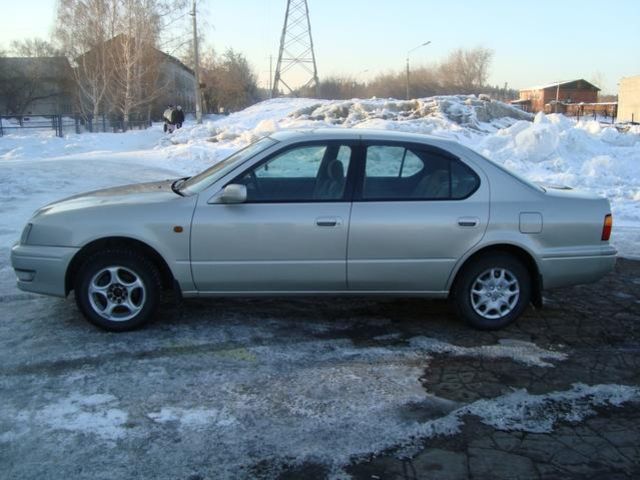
[180,136,278,194]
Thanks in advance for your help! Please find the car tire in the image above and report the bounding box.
[74,249,161,332]
[451,253,531,330]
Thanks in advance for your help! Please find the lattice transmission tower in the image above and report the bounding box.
[272,0,319,97]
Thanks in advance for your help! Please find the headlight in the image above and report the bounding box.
[20,223,33,245]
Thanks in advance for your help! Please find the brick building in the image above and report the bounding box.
[618,75,640,123]
[513,79,600,113]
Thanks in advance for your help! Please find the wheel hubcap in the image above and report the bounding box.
[88,266,146,322]
[470,268,520,320]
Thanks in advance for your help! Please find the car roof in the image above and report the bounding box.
[269,128,459,149]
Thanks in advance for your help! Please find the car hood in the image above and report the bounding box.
[34,180,180,217]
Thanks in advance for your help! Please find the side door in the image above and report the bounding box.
[347,142,489,292]
[190,141,356,293]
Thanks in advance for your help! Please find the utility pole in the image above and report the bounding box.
[405,41,431,100]
[191,0,202,124]
[269,55,273,98]
[405,57,410,101]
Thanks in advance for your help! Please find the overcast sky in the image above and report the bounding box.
[1,0,638,94]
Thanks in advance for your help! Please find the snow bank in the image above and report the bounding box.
[288,95,531,131]
[475,112,640,226]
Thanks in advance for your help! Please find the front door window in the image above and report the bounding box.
[235,143,352,202]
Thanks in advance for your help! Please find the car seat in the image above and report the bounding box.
[411,170,449,198]
[314,160,345,200]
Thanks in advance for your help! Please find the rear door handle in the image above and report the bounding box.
[457,217,479,227]
[316,216,342,227]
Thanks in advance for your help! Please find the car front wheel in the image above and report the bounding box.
[74,249,161,331]
[451,253,531,330]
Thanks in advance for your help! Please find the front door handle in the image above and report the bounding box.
[316,216,342,227]
[458,217,479,227]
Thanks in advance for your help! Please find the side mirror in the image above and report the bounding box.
[218,184,247,204]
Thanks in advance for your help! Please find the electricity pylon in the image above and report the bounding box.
[272,0,319,97]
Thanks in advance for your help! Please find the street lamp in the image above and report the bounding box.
[406,41,431,100]
[352,69,369,95]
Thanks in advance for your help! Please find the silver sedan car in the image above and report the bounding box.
[11,129,616,331]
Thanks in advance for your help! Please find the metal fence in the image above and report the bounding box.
[0,114,152,137]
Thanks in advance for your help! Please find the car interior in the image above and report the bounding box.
[237,144,350,202]
[234,143,478,203]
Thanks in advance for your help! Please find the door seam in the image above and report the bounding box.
[345,201,354,290]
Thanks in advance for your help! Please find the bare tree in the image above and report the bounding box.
[10,38,62,57]
[0,40,72,115]
[55,0,118,119]
[589,71,606,97]
[55,0,186,125]
[438,47,493,93]
[107,0,167,127]
[200,48,259,113]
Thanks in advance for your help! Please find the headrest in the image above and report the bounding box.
[327,160,344,180]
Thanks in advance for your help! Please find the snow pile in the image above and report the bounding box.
[153,96,532,173]
[288,95,532,132]
[475,112,640,225]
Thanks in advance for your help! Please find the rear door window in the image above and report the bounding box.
[361,145,479,200]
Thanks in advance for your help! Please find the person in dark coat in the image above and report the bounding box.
[175,105,185,129]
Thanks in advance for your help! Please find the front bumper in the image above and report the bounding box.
[540,245,617,290]
[10,244,80,297]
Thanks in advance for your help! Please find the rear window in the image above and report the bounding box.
[361,145,480,200]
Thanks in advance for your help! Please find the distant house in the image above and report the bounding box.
[155,51,196,116]
[513,79,600,113]
[0,57,74,115]
[618,75,640,123]
[77,35,196,120]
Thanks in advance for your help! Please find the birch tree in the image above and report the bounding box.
[55,0,117,119]
[56,0,182,125]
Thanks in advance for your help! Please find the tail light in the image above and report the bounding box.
[601,214,612,241]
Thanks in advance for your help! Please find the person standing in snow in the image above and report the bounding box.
[163,105,177,133]
[175,106,185,129]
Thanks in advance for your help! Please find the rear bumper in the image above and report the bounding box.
[10,243,79,297]
[540,246,617,289]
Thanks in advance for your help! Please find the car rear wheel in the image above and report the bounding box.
[74,249,161,331]
[451,253,531,330]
